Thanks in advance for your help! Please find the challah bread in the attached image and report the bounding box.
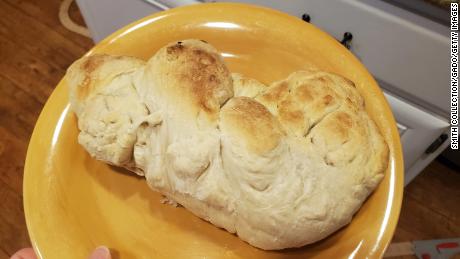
[232,73,267,98]
[66,39,389,250]
[67,54,148,173]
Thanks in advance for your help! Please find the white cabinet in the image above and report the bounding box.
[75,0,452,184]
[75,0,163,42]
[75,0,200,42]
[384,92,450,185]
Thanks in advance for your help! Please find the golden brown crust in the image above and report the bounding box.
[168,43,221,112]
[256,70,365,137]
[144,40,233,122]
[77,55,102,100]
[67,54,145,102]
[220,97,284,154]
[232,73,267,98]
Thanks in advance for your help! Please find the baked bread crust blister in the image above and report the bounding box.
[66,39,389,250]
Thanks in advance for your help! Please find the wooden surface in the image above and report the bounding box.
[0,0,92,257]
[394,159,460,242]
[0,0,458,258]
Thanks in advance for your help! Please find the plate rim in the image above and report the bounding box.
[23,3,404,258]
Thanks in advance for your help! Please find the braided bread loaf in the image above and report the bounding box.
[66,39,388,250]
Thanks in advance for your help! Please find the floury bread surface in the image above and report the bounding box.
[66,39,389,250]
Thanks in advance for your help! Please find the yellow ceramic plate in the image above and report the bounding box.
[24,3,403,258]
